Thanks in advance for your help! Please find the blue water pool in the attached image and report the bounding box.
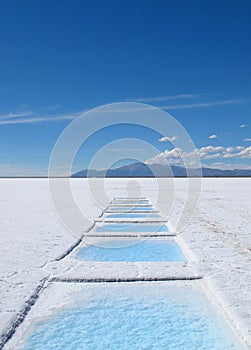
[22,283,242,350]
[96,223,169,233]
[106,213,160,219]
[76,239,185,262]
[108,206,154,212]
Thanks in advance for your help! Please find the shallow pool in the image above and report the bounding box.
[108,206,154,212]
[22,282,242,350]
[106,213,160,219]
[112,200,150,205]
[96,223,169,233]
[76,238,185,262]
[115,197,147,199]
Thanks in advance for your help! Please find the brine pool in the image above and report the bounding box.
[95,223,169,233]
[108,206,154,211]
[112,200,150,205]
[21,282,242,350]
[76,238,185,262]
[106,213,161,219]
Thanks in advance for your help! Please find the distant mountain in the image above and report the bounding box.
[72,162,251,177]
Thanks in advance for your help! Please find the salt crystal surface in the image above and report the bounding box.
[1,178,251,348]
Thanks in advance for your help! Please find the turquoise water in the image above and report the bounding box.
[96,223,169,233]
[23,283,242,350]
[108,206,154,212]
[76,239,185,262]
[106,213,160,219]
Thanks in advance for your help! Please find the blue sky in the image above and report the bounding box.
[0,0,251,175]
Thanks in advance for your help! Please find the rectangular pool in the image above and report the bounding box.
[106,213,161,219]
[76,238,185,262]
[114,197,147,200]
[21,282,242,350]
[96,223,169,233]
[112,200,150,205]
[107,206,155,212]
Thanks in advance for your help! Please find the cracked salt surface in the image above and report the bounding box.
[13,282,243,350]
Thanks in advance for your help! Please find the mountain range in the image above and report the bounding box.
[72,162,251,177]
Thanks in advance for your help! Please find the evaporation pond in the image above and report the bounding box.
[106,213,160,219]
[112,201,150,205]
[96,223,168,233]
[22,282,242,350]
[108,206,154,211]
[76,239,185,262]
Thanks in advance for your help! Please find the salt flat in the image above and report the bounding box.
[0,178,250,348]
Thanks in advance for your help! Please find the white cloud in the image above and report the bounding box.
[199,145,224,154]
[145,144,251,166]
[237,146,251,158]
[240,124,247,128]
[244,138,251,141]
[209,134,217,139]
[145,148,184,166]
[158,136,177,142]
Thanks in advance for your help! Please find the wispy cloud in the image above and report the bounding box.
[158,136,177,142]
[125,94,251,109]
[1,96,250,124]
[209,134,218,139]
[128,94,198,103]
[89,99,246,114]
[159,98,251,110]
[0,112,81,125]
[244,138,251,142]
[0,111,34,120]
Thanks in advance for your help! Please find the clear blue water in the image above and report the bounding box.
[108,206,154,212]
[96,223,169,233]
[23,283,242,350]
[76,239,185,262]
[106,213,160,219]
